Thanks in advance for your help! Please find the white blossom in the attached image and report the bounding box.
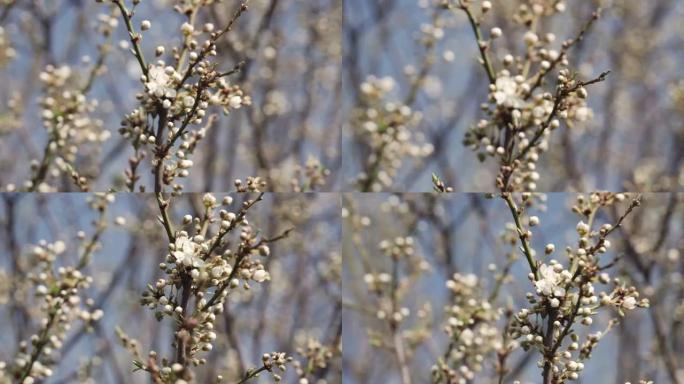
[622,296,637,310]
[493,75,523,108]
[172,235,202,267]
[535,264,566,297]
[145,65,176,99]
[253,269,269,282]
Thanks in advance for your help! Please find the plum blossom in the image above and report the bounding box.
[172,234,203,267]
[459,328,475,346]
[253,269,269,282]
[574,106,591,122]
[622,296,637,310]
[535,264,566,297]
[493,75,523,108]
[145,65,177,99]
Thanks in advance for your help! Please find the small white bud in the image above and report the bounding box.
[576,221,590,236]
[181,23,194,35]
[524,31,539,46]
[529,216,540,226]
[482,1,492,12]
[545,244,555,254]
[202,193,217,206]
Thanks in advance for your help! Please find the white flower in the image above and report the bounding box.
[574,106,591,122]
[622,296,637,310]
[211,266,225,278]
[377,76,395,93]
[178,159,193,169]
[92,309,104,321]
[146,65,176,99]
[53,240,66,255]
[459,328,474,346]
[463,273,478,287]
[228,95,242,109]
[535,264,566,297]
[532,106,547,119]
[493,75,523,108]
[253,269,269,282]
[172,235,202,267]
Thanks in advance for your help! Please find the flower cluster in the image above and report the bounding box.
[452,0,607,191]
[253,352,293,383]
[364,236,431,323]
[1,6,117,192]
[126,193,292,382]
[505,193,648,383]
[0,26,15,68]
[432,273,504,383]
[360,235,433,384]
[292,337,337,384]
[234,177,267,193]
[106,0,251,192]
[0,193,113,384]
[15,65,108,192]
[353,76,434,191]
[289,156,331,192]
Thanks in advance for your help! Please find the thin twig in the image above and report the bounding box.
[112,0,148,76]
[502,193,538,279]
[455,0,495,84]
